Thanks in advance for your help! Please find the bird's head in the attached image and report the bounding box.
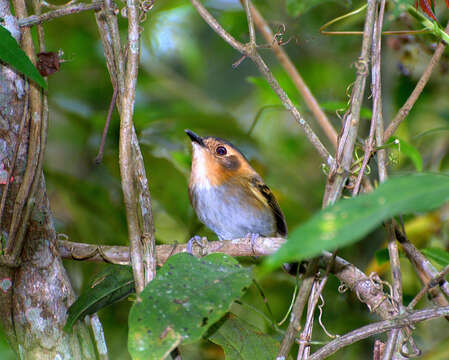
[185,129,255,188]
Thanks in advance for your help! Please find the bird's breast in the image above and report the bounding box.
[189,181,276,240]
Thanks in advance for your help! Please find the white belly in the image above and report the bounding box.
[191,183,276,240]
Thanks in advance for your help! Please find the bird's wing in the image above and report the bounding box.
[250,176,288,237]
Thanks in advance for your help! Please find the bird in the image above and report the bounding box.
[185,129,287,247]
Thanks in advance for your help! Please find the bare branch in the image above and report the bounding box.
[189,0,333,166]
[18,1,103,27]
[308,306,449,360]
[323,0,377,205]
[119,0,145,294]
[248,2,338,149]
[407,264,449,310]
[397,229,449,301]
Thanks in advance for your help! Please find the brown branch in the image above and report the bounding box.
[397,230,449,301]
[3,0,43,266]
[407,264,449,310]
[323,0,377,206]
[119,0,145,294]
[18,1,103,27]
[190,0,333,166]
[383,22,449,141]
[131,129,156,284]
[57,239,398,320]
[297,252,336,360]
[248,2,338,149]
[95,85,118,164]
[308,306,449,360]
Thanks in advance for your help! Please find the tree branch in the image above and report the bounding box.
[119,0,145,295]
[308,306,449,360]
[18,1,103,27]
[323,0,377,205]
[189,0,333,166]
[248,2,338,149]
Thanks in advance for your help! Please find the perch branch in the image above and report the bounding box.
[58,238,399,321]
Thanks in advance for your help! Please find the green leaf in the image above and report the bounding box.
[65,266,135,332]
[128,253,252,360]
[0,25,47,89]
[263,173,449,272]
[209,313,288,360]
[421,247,449,267]
[389,136,423,172]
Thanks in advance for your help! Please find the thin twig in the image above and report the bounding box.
[407,264,449,310]
[277,259,320,358]
[248,2,338,149]
[396,227,449,301]
[190,0,333,166]
[95,85,118,164]
[242,0,255,46]
[323,0,377,205]
[297,252,336,360]
[18,1,103,27]
[308,306,449,360]
[383,22,449,141]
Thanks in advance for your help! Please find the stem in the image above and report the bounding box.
[323,0,377,205]
[248,2,338,148]
[189,0,333,166]
[18,1,103,27]
[308,306,449,360]
[119,0,144,294]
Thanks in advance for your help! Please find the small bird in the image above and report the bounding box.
[185,129,287,243]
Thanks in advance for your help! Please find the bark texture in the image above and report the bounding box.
[0,0,95,357]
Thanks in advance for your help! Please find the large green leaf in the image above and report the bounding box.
[209,313,288,360]
[128,253,252,360]
[65,266,135,332]
[263,173,449,272]
[0,25,47,89]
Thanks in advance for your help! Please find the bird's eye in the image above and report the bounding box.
[215,146,227,156]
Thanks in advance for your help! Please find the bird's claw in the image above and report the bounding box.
[246,233,260,256]
[186,235,208,256]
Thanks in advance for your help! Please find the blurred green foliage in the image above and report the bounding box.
[1,0,449,359]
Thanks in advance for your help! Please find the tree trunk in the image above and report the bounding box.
[0,0,96,358]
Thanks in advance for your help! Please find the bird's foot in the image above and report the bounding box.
[245,233,261,256]
[186,235,208,256]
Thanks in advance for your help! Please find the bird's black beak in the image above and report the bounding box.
[185,129,205,147]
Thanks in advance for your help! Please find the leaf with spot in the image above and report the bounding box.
[128,253,252,360]
[0,25,47,89]
[263,173,449,272]
[208,313,290,360]
[65,266,135,332]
